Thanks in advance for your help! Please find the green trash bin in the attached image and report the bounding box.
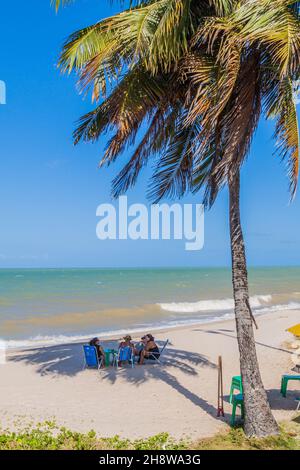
[104,348,117,367]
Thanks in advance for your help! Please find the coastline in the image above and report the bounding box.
[2,266,300,351]
[6,301,300,351]
[1,308,299,439]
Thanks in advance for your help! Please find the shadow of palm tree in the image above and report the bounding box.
[8,340,224,421]
[8,343,86,377]
[194,327,293,355]
[267,389,300,411]
[9,340,217,377]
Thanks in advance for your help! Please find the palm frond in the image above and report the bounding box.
[59,0,300,207]
[111,106,169,198]
[264,76,299,198]
[208,0,235,17]
[51,0,74,12]
[192,51,262,207]
[74,65,169,169]
[147,113,200,202]
[212,52,262,185]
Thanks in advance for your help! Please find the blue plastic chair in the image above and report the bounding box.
[82,345,103,372]
[113,346,134,368]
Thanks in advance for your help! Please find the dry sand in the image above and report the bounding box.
[1,309,300,439]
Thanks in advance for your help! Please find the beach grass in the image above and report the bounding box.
[0,418,299,450]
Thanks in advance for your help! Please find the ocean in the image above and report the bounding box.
[0,267,299,348]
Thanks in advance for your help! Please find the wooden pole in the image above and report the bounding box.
[217,355,224,417]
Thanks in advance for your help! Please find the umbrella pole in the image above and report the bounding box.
[217,355,224,417]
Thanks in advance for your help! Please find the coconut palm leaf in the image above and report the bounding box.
[51,0,73,11]
[74,64,169,167]
[148,113,200,202]
[264,76,299,197]
[111,104,179,198]
[59,0,197,96]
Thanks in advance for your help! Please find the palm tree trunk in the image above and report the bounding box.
[228,169,278,437]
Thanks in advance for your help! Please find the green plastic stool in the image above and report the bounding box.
[231,393,244,426]
[229,376,243,403]
[280,375,300,397]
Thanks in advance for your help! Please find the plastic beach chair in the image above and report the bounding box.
[82,345,103,373]
[113,346,135,368]
[280,374,300,397]
[231,393,244,426]
[229,376,243,403]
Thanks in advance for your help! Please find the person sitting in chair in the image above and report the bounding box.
[118,335,134,366]
[133,335,147,357]
[138,334,160,365]
[89,337,105,367]
[119,334,134,349]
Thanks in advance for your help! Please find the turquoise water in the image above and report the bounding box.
[0,267,299,347]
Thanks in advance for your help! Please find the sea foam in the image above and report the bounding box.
[5,299,300,350]
[158,294,272,313]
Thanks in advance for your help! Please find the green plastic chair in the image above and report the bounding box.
[231,393,244,426]
[229,375,243,403]
[280,375,300,397]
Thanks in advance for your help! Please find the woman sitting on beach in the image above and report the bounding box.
[119,334,134,349]
[89,337,105,366]
[133,335,147,356]
[118,335,135,366]
[138,334,160,365]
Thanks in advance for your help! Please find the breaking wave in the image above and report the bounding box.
[158,295,273,313]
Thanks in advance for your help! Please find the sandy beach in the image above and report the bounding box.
[1,309,300,439]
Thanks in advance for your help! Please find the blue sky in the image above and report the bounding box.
[0,0,299,268]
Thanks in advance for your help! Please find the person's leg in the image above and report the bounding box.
[139,350,147,365]
[99,354,105,368]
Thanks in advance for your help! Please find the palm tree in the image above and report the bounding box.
[55,0,300,436]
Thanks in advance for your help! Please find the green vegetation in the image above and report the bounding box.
[0,419,299,450]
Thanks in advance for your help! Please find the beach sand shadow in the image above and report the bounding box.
[193,327,294,355]
[8,339,118,377]
[8,340,216,377]
[99,340,221,418]
[8,340,226,421]
[9,338,298,422]
[266,389,300,411]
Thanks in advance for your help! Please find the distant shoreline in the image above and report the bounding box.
[6,304,297,352]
